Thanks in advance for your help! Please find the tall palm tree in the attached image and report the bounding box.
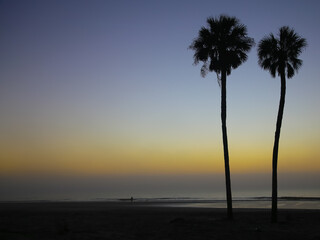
[190,15,254,220]
[258,26,307,223]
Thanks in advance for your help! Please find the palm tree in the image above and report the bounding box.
[258,26,307,223]
[190,15,254,220]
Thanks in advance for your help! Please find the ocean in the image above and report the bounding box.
[1,189,320,209]
[1,173,319,209]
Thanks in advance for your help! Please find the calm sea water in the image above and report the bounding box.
[1,174,319,209]
[2,189,319,209]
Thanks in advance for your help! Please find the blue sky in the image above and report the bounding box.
[0,0,320,199]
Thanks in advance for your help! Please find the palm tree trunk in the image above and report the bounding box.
[271,71,286,223]
[221,70,233,220]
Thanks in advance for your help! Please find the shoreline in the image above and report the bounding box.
[2,195,319,202]
[1,197,319,210]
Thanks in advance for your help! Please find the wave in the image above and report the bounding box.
[116,196,320,203]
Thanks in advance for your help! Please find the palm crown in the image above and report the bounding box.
[190,15,254,77]
[258,26,307,78]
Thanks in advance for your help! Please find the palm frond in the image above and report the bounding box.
[258,26,307,79]
[200,63,208,77]
[190,15,254,79]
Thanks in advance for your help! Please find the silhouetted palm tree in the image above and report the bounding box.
[190,15,254,220]
[258,26,307,223]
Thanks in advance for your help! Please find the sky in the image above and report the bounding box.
[0,0,320,199]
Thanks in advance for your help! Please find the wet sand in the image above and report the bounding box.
[0,202,319,239]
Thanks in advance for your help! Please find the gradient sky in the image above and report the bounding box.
[0,0,320,199]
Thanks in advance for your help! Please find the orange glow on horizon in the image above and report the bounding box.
[1,136,319,176]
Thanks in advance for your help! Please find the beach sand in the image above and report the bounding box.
[0,202,319,239]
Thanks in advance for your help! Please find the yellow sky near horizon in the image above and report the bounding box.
[1,124,319,176]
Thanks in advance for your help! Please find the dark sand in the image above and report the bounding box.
[0,202,319,239]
